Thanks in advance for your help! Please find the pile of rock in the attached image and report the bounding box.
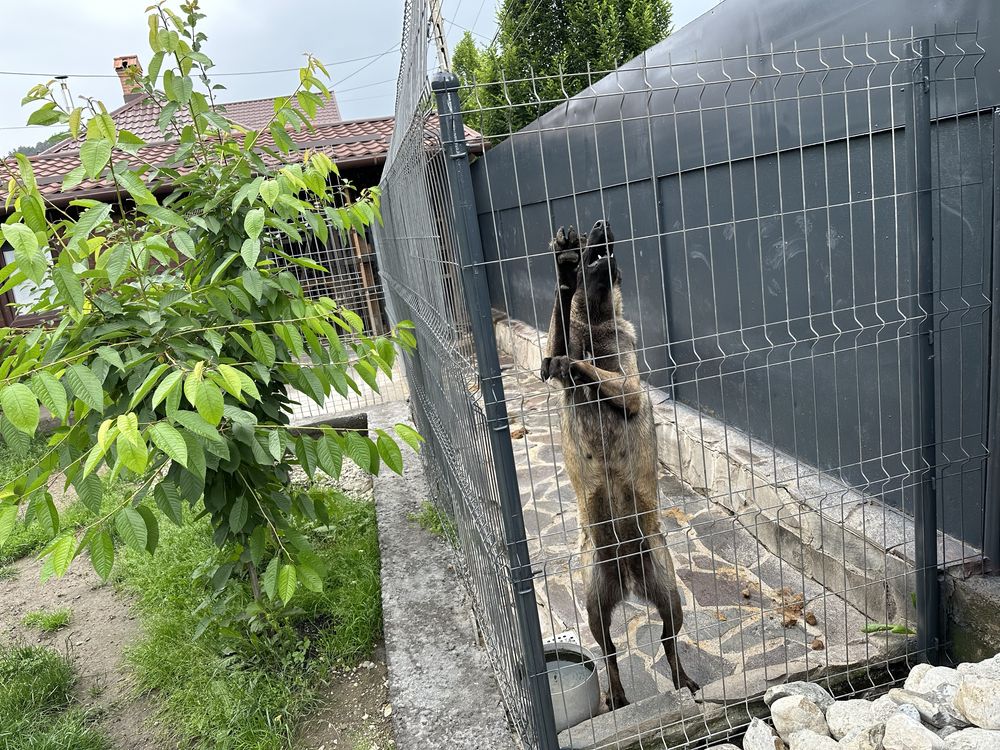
[708,653,1000,750]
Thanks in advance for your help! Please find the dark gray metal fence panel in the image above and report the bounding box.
[470,36,991,551]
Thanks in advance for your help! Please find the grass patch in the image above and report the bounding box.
[117,487,382,750]
[23,608,72,633]
[0,436,119,567]
[0,564,16,581]
[0,642,108,750]
[408,500,458,546]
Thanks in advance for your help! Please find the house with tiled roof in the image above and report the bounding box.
[0,54,480,330]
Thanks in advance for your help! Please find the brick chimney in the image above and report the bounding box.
[113,55,143,103]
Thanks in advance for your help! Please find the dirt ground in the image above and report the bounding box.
[297,645,395,750]
[0,555,164,749]
[2,548,394,750]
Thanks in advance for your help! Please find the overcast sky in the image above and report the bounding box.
[0,0,723,155]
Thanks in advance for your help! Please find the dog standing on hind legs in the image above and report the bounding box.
[541,219,699,709]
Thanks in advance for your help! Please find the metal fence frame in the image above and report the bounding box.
[375,7,995,747]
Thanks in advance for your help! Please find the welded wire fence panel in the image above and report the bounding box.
[375,1,554,744]
[378,9,994,748]
[465,30,989,749]
[276,197,408,423]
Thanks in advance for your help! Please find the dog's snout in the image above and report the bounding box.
[593,219,607,231]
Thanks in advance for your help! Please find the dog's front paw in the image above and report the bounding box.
[540,356,552,381]
[552,226,581,286]
[547,355,575,384]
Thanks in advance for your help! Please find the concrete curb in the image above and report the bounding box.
[369,401,517,750]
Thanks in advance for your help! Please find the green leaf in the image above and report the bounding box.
[66,363,105,412]
[172,230,196,259]
[241,269,263,301]
[316,435,343,479]
[229,495,248,533]
[297,563,323,593]
[138,204,190,229]
[260,180,280,207]
[151,370,183,410]
[262,555,279,599]
[244,208,265,240]
[48,533,76,577]
[62,165,86,191]
[128,363,170,410]
[28,375,65,423]
[1,224,46,284]
[0,505,17,548]
[115,507,147,552]
[172,410,222,443]
[116,431,148,474]
[249,526,267,566]
[216,364,243,399]
[251,331,276,368]
[0,384,39,435]
[154,481,183,526]
[394,423,424,452]
[345,431,372,473]
[267,430,283,461]
[277,563,297,604]
[74,474,104,514]
[149,422,188,468]
[53,266,85,312]
[101,243,130,286]
[240,238,261,267]
[196,382,224,426]
[89,530,115,580]
[114,168,157,205]
[136,506,159,554]
[377,432,404,475]
[96,346,125,371]
[80,139,113,179]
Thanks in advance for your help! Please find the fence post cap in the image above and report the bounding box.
[430,70,460,91]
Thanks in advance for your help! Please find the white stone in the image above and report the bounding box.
[839,723,886,750]
[770,695,830,741]
[764,681,836,711]
[705,746,741,750]
[907,666,962,695]
[883,713,947,750]
[872,694,901,723]
[788,729,838,750]
[889,687,968,729]
[955,675,1000,730]
[826,699,875,740]
[743,718,784,750]
[946,727,1000,749]
[958,655,1000,681]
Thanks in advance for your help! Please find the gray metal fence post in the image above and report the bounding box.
[911,38,941,663]
[984,108,1000,574]
[431,71,560,749]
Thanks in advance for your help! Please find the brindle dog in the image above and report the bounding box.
[541,219,698,708]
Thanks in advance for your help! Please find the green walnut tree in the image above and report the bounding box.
[0,1,418,611]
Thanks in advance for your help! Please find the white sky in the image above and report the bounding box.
[0,0,723,155]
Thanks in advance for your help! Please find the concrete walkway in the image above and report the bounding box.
[371,401,517,750]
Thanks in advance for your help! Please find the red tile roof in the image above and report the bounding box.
[43,93,343,155]
[1,114,484,207]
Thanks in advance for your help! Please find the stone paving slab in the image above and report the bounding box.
[500,356,890,714]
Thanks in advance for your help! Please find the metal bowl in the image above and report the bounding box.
[543,641,602,731]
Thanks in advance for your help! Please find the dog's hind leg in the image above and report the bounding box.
[585,548,629,709]
[637,537,700,694]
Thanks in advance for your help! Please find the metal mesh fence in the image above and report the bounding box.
[278,178,408,423]
[376,8,994,748]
